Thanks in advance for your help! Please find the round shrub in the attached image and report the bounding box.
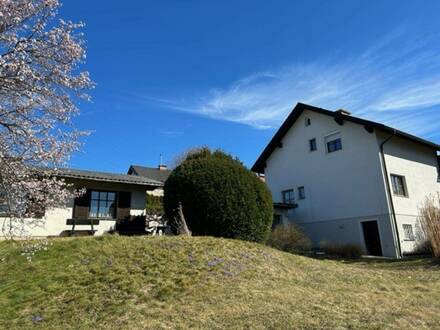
[164,148,273,242]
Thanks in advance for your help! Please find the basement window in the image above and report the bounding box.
[403,224,415,241]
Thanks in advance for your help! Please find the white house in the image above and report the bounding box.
[252,103,440,258]
[0,168,164,237]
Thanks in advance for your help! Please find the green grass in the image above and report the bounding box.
[1,236,440,329]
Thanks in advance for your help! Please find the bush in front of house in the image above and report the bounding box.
[163,148,273,243]
[419,193,440,258]
[321,242,363,259]
[146,194,164,216]
[267,223,311,253]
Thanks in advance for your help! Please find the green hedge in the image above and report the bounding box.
[164,148,273,242]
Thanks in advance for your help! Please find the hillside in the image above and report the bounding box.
[1,236,440,329]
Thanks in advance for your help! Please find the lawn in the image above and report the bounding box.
[0,236,439,329]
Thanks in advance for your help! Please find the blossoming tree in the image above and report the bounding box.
[0,0,92,237]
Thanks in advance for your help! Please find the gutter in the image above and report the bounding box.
[379,130,402,258]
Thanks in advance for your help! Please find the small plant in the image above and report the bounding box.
[321,242,362,259]
[267,223,311,253]
[419,193,440,258]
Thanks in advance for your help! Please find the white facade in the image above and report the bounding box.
[0,178,151,238]
[262,108,440,258]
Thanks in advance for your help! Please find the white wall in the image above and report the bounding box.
[379,132,440,254]
[0,179,152,237]
[264,110,398,257]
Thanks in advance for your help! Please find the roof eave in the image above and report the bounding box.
[57,173,163,187]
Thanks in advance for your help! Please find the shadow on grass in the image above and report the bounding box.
[307,251,440,270]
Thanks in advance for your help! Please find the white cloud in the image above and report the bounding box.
[148,29,440,139]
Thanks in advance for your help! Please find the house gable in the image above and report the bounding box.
[252,102,440,173]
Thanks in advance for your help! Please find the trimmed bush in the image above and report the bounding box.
[321,242,362,259]
[163,148,273,242]
[267,223,311,253]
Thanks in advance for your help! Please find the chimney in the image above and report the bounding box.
[335,109,351,116]
[158,153,167,171]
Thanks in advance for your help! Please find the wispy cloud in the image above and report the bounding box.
[148,28,440,139]
[158,130,184,137]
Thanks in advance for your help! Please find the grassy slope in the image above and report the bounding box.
[0,236,440,329]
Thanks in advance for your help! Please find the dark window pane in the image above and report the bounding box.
[327,138,342,153]
[309,139,317,151]
[99,192,107,200]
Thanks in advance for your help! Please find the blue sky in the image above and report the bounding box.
[62,1,440,172]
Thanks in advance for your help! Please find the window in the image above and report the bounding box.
[305,118,311,126]
[325,132,342,153]
[298,186,305,200]
[403,224,415,241]
[282,189,295,205]
[89,191,116,218]
[391,174,407,197]
[309,138,317,152]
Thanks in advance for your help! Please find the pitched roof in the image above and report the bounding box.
[127,165,171,183]
[252,102,440,173]
[56,168,163,186]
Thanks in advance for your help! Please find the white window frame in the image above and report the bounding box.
[390,174,408,197]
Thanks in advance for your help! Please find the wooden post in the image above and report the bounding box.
[177,202,191,236]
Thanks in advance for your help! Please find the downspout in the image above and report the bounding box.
[380,130,402,258]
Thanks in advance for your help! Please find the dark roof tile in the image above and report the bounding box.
[127,165,171,183]
[56,168,163,186]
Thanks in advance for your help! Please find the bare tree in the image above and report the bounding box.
[0,0,93,237]
[171,146,209,169]
[419,193,440,258]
